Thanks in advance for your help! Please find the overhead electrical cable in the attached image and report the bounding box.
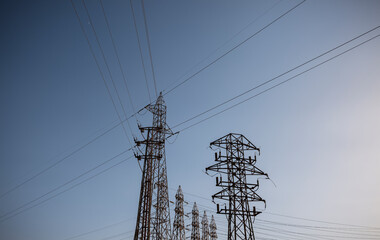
[171,25,380,130]
[0,102,143,200]
[256,224,380,240]
[163,0,283,92]
[0,119,123,200]
[0,149,131,220]
[141,0,158,97]
[62,217,135,240]
[129,0,152,102]
[99,0,137,116]
[81,0,135,143]
[0,155,134,223]
[178,188,380,231]
[94,230,135,240]
[176,33,380,132]
[0,1,310,201]
[195,204,376,240]
[256,219,380,232]
[263,211,380,230]
[0,0,151,199]
[163,0,306,96]
[255,221,380,238]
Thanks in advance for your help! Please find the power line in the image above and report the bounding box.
[163,0,306,96]
[256,219,380,232]
[0,149,131,220]
[0,100,142,200]
[141,0,158,97]
[262,211,380,230]
[129,0,152,102]
[94,230,135,240]
[162,0,283,93]
[99,0,137,116]
[177,188,380,231]
[255,220,380,237]
[0,1,308,201]
[62,217,135,240]
[176,33,380,132]
[71,0,132,144]
[81,0,135,144]
[255,224,380,240]
[0,118,123,200]
[0,155,134,223]
[195,207,374,240]
[197,205,378,240]
[171,25,380,129]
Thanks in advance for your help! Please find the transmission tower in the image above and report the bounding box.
[205,133,268,240]
[134,92,173,240]
[201,211,209,240]
[210,215,217,240]
[191,202,200,240]
[172,185,186,240]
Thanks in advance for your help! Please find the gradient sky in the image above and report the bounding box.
[1,0,380,239]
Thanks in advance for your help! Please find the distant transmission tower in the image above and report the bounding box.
[134,92,173,240]
[201,211,209,240]
[191,202,200,240]
[206,133,268,240]
[209,215,217,240]
[172,185,185,240]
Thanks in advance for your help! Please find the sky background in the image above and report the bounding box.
[1,0,380,239]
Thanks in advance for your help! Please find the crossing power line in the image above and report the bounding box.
[2,4,377,224]
[162,0,283,93]
[0,0,312,201]
[174,32,380,132]
[81,0,135,143]
[171,25,380,130]
[163,0,306,96]
[0,149,131,221]
[2,22,377,210]
[99,0,137,115]
[0,0,139,202]
[141,0,158,97]
[0,153,134,223]
[129,0,152,103]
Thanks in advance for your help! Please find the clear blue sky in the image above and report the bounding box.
[1,0,380,239]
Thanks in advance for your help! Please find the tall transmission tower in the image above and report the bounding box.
[205,133,268,240]
[201,211,209,240]
[134,92,173,240]
[209,215,217,240]
[172,185,186,240]
[191,202,200,240]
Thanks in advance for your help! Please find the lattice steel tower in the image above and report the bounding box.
[206,133,268,240]
[172,185,185,240]
[134,92,173,240]
[201,211,209,240]
[209,215,217,240]
[191,202,200,240]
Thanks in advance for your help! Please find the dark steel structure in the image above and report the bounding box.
[172,185,186,240]
[134,93,173,240]
[201,211,209,240]
[209,215,217,240]
[191,202,200,240]
[206,133,268,240]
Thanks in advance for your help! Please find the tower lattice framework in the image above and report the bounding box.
[172,185,186,240]
[201,211,209,240]
[191,202,200,240]
[134,93,172,240]
[206,133,268,240]
[210,215,217,240]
